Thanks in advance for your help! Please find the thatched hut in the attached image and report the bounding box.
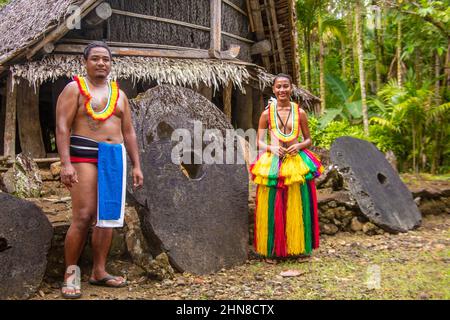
[0,0,319,159]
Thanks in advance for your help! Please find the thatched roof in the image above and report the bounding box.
[11,54,250,91]
[0,0,84,64]
[11,54,319,107]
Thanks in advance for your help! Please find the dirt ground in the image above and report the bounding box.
[31,213,449,300]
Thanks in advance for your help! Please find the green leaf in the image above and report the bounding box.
[319,107,343,129]
[325,74,349,103]
[344,100,363,119]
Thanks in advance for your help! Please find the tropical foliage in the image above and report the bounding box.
[297,0,449,174]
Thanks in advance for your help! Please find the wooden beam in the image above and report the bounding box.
[16,80,46,158]
[245,0,255,32]
[26,0,102,60]
[4,72,16,158]
[210,0,222,59]
[59,38,207,52]
[112,9,210,32]
[268,0,288,73]
[223,81,232,121]
[84,1,112,27]
[263,0,278,72]
[223,0,248,16]
[248,0,271,69]
[55,44,242,60]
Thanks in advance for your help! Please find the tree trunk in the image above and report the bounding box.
[304,30,312,90]
[341,40,346,80]
[443,38,450,97]
[319,14,326,115]
[348,12,356,86]
[373,0,382,92]
[414,48,422,86]
[412,120,417,174]
[355,0,369,135]
[397,17,403,87]
[431,51,442,174]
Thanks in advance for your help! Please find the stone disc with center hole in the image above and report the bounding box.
[127,85,248,274]
[0,193,53,299]
[330,137,421,232]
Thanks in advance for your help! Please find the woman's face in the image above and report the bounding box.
[272,77,292,102]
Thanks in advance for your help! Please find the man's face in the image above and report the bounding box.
[84,47,111,79]
[272,77,292,102]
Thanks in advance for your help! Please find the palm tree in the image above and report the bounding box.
[296,0,322,91]
[354,0,369,135]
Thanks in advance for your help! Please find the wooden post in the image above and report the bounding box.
[4,72,17,158]
[235,85,253,131]
[252,89,265,129]
[223,82,232,121]
[268,0,288,74]
[16,80,46,158]
[248,0,271,70]
[209,0,222,59]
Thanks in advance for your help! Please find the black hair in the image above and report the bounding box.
[272,73,293,86]
[83,41,112,60]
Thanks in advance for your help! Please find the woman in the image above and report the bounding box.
[250,74,323,258]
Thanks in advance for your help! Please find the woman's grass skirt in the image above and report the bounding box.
[250,149,324,257]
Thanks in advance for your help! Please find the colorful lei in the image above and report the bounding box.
[74,75,120,121]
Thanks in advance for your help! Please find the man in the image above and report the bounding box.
[56,41,144,299]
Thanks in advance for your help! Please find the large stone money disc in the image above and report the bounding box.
[0,193,53,299]
[330,137,421,232]
[128,85,248,274]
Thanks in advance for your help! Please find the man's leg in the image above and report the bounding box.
[62,162,98,297]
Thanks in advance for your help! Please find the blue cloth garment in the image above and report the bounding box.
[97,142,126,228]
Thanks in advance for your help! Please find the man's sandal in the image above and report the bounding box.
[88,275,127,288]
[61,265,82,299]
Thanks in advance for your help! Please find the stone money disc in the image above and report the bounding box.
[330,137,421,232]
[128,85,248,274]
[0,193,53,299]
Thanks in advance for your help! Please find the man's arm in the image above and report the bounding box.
[121,91,144,188]
[55,82,79,188]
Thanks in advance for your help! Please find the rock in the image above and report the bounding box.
[128,85,248,275]
[124,206,154,268]
[320,209,335,220]
[362,222,378,235]
[351,217,364,232]
[144,253,175,281]
[328,201,337,208]
[0,193,53,299]
[331,137,422,233]
[2,154,42,198]
[316,165,344,190]
[50,161,61,177]
[321,224,339,235]
[39,170,54,181]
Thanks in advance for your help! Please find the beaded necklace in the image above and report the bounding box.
[268,100,300,143]
[74,75,120,121]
